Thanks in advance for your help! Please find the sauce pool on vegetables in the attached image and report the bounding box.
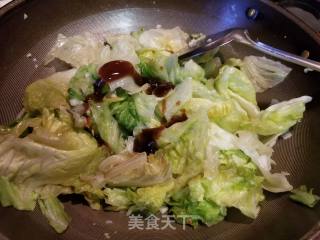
[98,60,174,97]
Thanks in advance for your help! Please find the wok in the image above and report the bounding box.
[0,0,319,239]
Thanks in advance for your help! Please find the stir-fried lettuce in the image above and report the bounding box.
[289,185,320,208]
[86,151,171,188]
[138,49,181,84]
[109,89,142,134]
[24,69,76,111]
[90,101,125,153]
[0,109,106,232]
[138,27,189,52]
[0,26,313,232]
[68,64,99,102]
[134,93,161,128]
[241,56,292,92]
[46,33,111,68]
[38,196,71,233]
[243,96,312,136]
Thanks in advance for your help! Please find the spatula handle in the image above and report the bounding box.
[239,30,320,72]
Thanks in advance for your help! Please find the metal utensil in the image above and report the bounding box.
[179,28,320,72]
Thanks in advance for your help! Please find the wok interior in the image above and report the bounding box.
[0,2,319,240]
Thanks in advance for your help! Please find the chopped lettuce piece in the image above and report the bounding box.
[0,110,105,188]
[138,49,181,84]
[109,89,141,134]
[71,181,106,210]
[108,76,147,94]
[0,109,106,232]
[208,98,249,133]
[157,112,208,176]
[138,50,208,86]
[171,151,264,222]
[205,123,292,193]
[46,33,111,67]
[204,150,264,218]
[242,56,292,92]
[236,131,292,193]
[104,188,134,211]
[193,49,221,78]
[105,180,174,213]
[90,101,125,153]
[244,96,312,136]
[227,90,260,118]
[134,93,161,128]
[160,77,192,121]
[180,60,206,82]
[156,112,210,193]
[139,27,189,52]
[38,197,71,233]
[170,179,226,227]
[23,69,76,111]
[0,176,37,210]
[183,98,214,116]
[290,185,320,208]
[191,80,218,100]
[68,64,98,101]
[132,180,175,213]
[106,33,140,65]
[86,151,171,188]
[214,65,257,105]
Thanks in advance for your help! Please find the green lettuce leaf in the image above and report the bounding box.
[133,92,161,128]
[46,33,111,67]
[156,112,210,192]
[208,98,249,133]
[170,179,226,227]
[290,185,320,208]
[241,56,292,93]
[170,149,264,224]
[23,69,76,111]
[131,180,175,213]
[86,151,171,188]
[106,33,140,65]
[38,197,71,233]
[244,96,312,136]
[138,49,208,86]
[90,101,125,153]
[204,150,264,218]
[157,112,208,176]
[104,188,134,211]
[0,109,106,232]
[191,80,217,100]
[104,180,174,213]
[214,65,257,105]
[203,57,222,78]
[138,49,181,84]
[0,110,105,188]
[159,77,192,121]
[138,27,189,53]
[183,98,214,116]
[179,60,206,82]
[68,64,99,101]
[236,131,292,193]
[0,176,37,210]
[109,89,141,134]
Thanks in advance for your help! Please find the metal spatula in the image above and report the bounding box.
[178,28,320,72]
